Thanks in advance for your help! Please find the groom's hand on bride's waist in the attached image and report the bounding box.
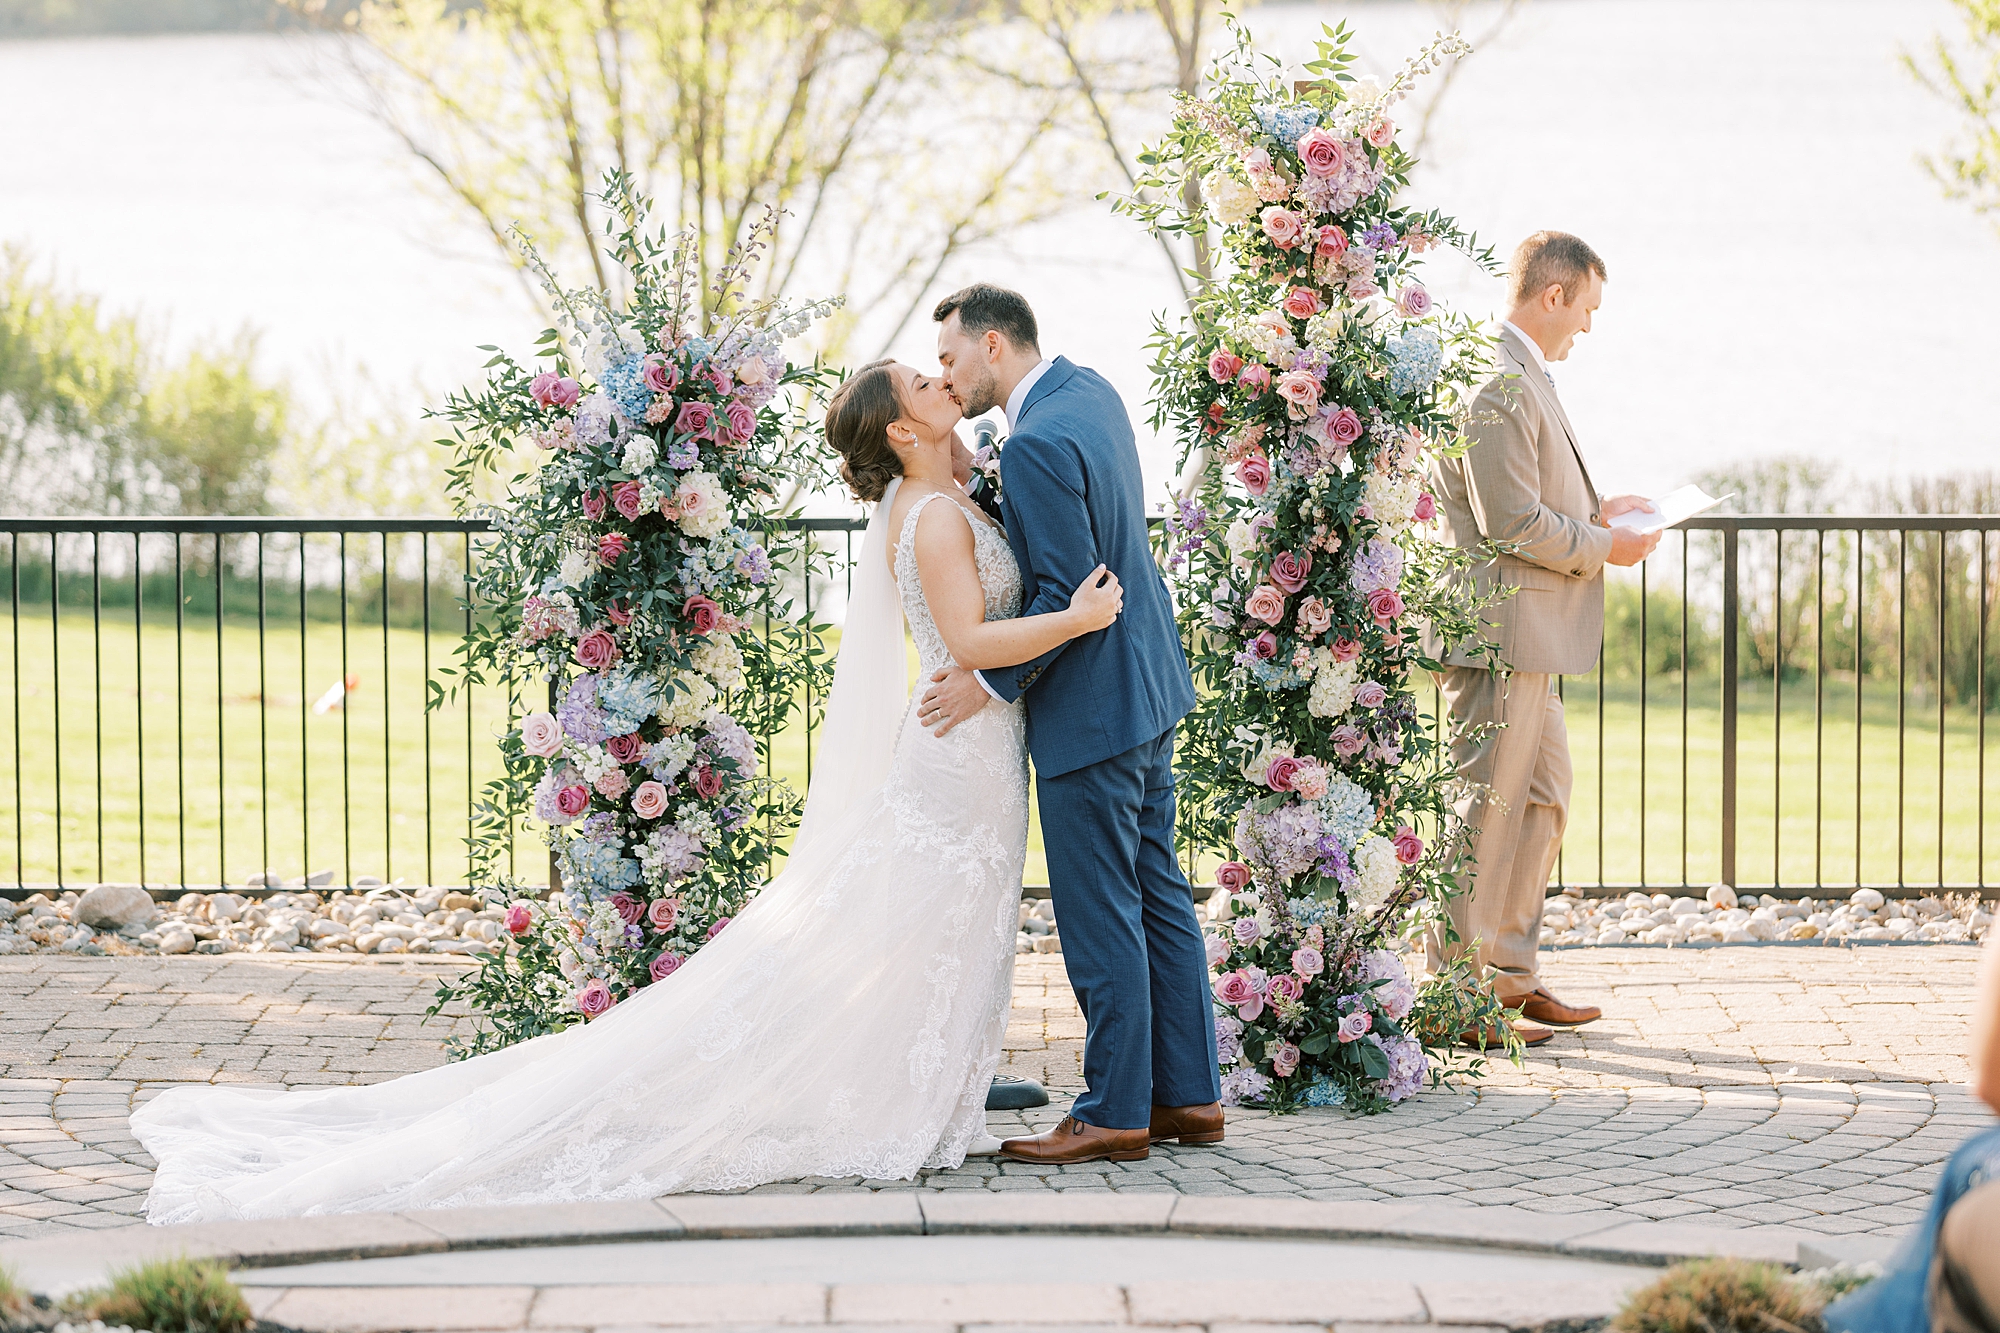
[919,666,992,737]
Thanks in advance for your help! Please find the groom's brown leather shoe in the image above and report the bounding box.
[1149,1101,1225,1145]
[999,1116,1150,1163]
[1514,986,1602,1027]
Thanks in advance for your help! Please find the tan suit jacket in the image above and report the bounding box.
[1425,326,1615,676]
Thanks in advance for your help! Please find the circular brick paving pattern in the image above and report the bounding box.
[0,947,1980,1240]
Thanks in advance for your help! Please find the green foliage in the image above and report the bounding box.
[1612,1257,1826,1333]
[1906,0,2000,231]
[0,1262,24,1316]
[80,1257,251,1333]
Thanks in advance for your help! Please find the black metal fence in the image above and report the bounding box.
[2,514,1994,898]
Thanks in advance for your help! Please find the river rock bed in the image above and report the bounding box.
[1543,883,1993,946]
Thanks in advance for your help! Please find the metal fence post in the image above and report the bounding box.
[1721,524,1739,889]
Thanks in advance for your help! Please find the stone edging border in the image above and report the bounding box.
[0,1192,1895,1298]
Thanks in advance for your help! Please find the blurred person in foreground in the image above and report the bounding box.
[1829,931,2000,1333]
[1422,231,1659,1047]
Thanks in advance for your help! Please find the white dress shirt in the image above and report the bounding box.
[971,356,1057,704]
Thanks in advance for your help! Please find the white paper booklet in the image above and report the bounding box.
[1607,483,1730,534]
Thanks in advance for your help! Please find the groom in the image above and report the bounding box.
[920,283,1222,1163]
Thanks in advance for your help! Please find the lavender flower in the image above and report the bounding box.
[1347,537,1404,594]
[735,545,772,585]
[665,438,700,470]
[1377,1033,1427,1102]
[1360,222,1398,250]
[557,674,617,745]
[572,394,616,448]
[1220,1066,1273,1108]
[1215,1013,1244,1065]
[1358,948,1416,1020]
[1235,803,1328,885]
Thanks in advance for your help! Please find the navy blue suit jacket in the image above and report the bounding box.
[982,358,1195,778]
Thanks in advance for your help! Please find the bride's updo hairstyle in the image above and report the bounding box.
[825,359,905,503]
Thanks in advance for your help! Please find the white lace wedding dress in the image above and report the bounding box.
[132,487,1029,1222]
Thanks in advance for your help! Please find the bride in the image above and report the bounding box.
[131,360,1123,1222]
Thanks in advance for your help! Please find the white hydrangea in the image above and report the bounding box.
[1305,309,1345,351]
[1307,651,1360,718]
[657,675,718,731]
[1350,834,1401,914]
[621,435,658,473]
[1362,471,1423,532]
[674,470,731,539]
[692,637,746,692]
[1201,169,1259,226]
[558,549,595,590]
[1225,516,1261,566]
[1234,309,1296,360]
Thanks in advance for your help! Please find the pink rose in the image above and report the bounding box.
[1329,407,1363,444]
[1355,680,1388,709]
[1365,117,1395,149]
[1205,932,1230,968]
[1241,146,1273,174]
[1245,583,1287,626]
[606,732,644,764]
[1268,972,1305,1004]
[1331,725,1366,756]
[1236,991,1265,1022]
[675,400,715,438]
[519,711,563,758]
[1207,348,1244,383]
[1232,915,1262,945]
[1297,596,1331,637]
[1237,455,1271,496]
[1249,630,1279,661]
[1413,493,1437,522]
[1292,946,1324,977]
[1397,284,1432,318]
[1215,861,1253,895]
[505,902,534,935]
[1296,127,1346,179]
[595,766,631,799]
[597,532,630,565]
[581,489,607,521]
[649,952,685,982]
[608,891,644,926]
[575,979,615,1018]
[1276,370,1322,412]
[530,372,581,409]
[1204,401,1226,436]
[1259,206,1304,249]
[647,896,679,930]
[1366,588,1405,624]
[1282,287,1322,320]
[641,353,680,394]
[1214,969,1255,1007]
[1315,225,1348,259]
[1330,636,1362,663]
[632,780,670,820]
[555,784,590,818]
[1270,1040,1301,1077]
[1237,362,1271,394]
[1269,550,1312,594]
[575,629,618,670]
[693,765,724,799]
[706,916,730,940]
[1393,825,1425,865]
[707,368,733,397]
[1265,754,1302,792]
[725,402,756,442]
[1338,1010,1372,1043]
[682,595,720,634]
[612,481,644,522]
[606,599,634,626]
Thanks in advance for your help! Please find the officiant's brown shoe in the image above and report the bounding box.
[1000,1116,1151,1164]
[1149,1101,1225,1145]
[1514,987,1602,1027]
[1458,1021,1553,1048]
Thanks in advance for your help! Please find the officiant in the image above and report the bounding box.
[1422,231,1661,1048]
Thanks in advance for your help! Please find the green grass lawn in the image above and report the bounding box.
[3,606,1988,892]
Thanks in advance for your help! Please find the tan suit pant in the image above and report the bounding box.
[1426,669,1571,1003]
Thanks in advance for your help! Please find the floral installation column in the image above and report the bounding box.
[1127,23,1513,1112]
[427,175,839,1057]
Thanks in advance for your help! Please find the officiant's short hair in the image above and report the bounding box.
[933,284,1040,355]
[1508,232,1607,309]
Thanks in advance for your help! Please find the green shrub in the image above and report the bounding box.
[81,1257,251,1333]
[1612,1256,1826,1333]
[0,1261,24,1315]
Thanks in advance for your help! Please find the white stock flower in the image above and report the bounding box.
[558,549,595,589]
[1305,309,1346,351]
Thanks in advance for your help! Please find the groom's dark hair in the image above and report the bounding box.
[932,284,1040,355]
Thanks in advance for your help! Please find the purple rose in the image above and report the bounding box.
[1355,681,1388,709]
[1337,1011,1372,1043]
[1232,916,1262,945]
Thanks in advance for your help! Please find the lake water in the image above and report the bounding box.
[1,0,1994,508]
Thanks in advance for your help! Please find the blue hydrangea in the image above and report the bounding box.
[1314,774,1375,852]
[1287,895,1336,928]
[562,839,640,895]
[684,336,714,364]
[1254,102,1321,145]
[1387,327,1443,397]
[596,668,658,735]
[1301,1073,1347,1108]
[1240,654,1311,690]
[599,355,653,422]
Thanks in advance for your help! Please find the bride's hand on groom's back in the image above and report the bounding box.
[1067,565,1123,633]
[918,666,991,737]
